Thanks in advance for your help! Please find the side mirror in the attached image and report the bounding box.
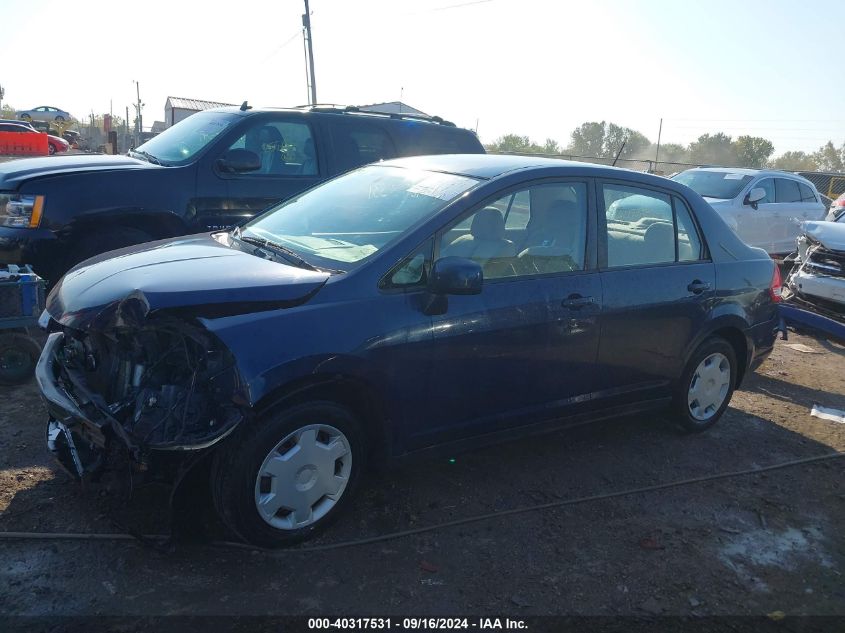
[428,257,483,295]
[216,148,261,173]
[745,187,766,208]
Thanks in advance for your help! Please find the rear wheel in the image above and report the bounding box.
[671,336,737,432]
[211,401,364,547]
[55,115,65,123]
[0,333,41,385]
[20,114,31,122]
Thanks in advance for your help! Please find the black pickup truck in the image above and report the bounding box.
[0,104,484,282]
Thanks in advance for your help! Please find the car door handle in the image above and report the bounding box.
[562,295,595,309]
[687,280,711,294]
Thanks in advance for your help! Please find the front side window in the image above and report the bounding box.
[604,184,703,268]
[134,111,240,165]
[380,239,433,290]
[775,178,802,203]
[242,165,478,268]
[754,178,775,204]
[439,183,587,279]
[672,170,753,199]
[227,120,317,176]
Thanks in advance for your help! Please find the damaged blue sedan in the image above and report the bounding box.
[37,155,781,546]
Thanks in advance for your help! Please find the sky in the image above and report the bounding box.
[2,0,844,156]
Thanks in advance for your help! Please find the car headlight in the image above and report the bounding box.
[0,194,45,228]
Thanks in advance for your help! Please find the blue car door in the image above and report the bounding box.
[596,180,715,407]
[405,180,601,449]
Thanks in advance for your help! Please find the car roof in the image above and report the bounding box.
[685,166,809,179]
[379,154,675,182]
[206,105,469,130]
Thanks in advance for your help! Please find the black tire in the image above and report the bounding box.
[0,333,42,386]
[69,227,153,269]
[20,114,31,121]
[55,115,65,122]
[671,336,737,433]
[211,401,365,547]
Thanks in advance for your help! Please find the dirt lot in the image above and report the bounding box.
[1,332,844,620]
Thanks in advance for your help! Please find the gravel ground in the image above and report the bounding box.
[0,332,843,619]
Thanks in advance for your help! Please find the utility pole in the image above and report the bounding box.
[0,84,4,115]
[654,118,663,168]
[302,0,317,105]
[133,80,143,146]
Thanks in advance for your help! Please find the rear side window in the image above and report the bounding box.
[330,123,397,173]
[674,197,703,261]
[394,124,483,156]
[775,178,802,203]
[603,184,704,268]
[798,182,817,203]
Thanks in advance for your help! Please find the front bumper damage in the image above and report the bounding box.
[37,321,245,482]
[781,222,845,344]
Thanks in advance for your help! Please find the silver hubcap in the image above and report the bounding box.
[254,424,352,530]
[687,352,731,421]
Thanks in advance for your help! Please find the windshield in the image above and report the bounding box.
[241,165,479,268]
[672,170,753,200]
[134,111,240,165]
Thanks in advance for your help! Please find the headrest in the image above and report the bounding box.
[471,207,506,241]
[644,221,674,243]
[545,199,579,230]
[259,126,284,144]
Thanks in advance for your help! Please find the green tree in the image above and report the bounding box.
[812,141,844,172]
[568,121,606,157]
[733,136,775,168]
[688,133,738,166]
[655,143,689,164]
[770,151,818,171]
[487,134,537,153]
[542,138,561,155]
[0,103,16,118]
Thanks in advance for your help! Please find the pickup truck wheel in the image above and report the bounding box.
[671,337,737,433]
[70,227,153,269]
[0,333,41,385]
[211,401,365,547]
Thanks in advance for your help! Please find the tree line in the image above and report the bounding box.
[486,121,845,172]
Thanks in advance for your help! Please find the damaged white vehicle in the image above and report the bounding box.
[786,220,845,310]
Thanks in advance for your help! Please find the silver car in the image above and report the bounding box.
[673,168,826,257]
[16,105,71,123]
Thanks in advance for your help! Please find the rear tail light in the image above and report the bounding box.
[769,264,783,302]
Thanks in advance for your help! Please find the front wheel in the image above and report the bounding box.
[211,402,364,547]
[671,337,737,432]
[0,333,42,385]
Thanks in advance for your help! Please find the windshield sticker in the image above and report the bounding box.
[408,175,474,201]
[724,174,745,180]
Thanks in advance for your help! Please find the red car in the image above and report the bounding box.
[0,121,67,155]
[46,134,69,155]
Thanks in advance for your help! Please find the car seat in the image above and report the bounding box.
[446,207,517,276]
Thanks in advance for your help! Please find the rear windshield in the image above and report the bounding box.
[673,171,753,199]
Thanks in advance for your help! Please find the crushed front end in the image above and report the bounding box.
[37,315,245,482]
[786,226,845,313]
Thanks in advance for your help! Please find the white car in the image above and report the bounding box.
[673,168,826,257]
[16,105,71,123]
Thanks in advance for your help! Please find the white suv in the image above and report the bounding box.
[672,168,826,256]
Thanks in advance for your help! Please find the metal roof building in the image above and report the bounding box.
[164,96,235,127]
[357,101,430,118]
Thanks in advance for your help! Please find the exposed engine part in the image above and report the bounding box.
[53,316,244,455]
[787,233,845,308]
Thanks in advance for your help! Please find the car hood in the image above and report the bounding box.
[46,232,331,330]
[801,220,845,252]
[0,154,152,190]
